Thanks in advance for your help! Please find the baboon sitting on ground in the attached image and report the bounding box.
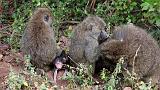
[21,7,57,71]
[69,16,106,73]
[98,23,160,85]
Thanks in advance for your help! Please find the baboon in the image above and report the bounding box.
[98,23,160,85]
[69,16,106,73]
[53,50,69,83]
[21,7,57,71]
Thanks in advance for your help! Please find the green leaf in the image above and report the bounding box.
[149,6,155,11]
[156,19,160,26]
[141,2,150,10]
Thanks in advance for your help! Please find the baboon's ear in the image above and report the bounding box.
[98,30,109,44]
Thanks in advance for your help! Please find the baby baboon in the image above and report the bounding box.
[69,16,106,73]
[98,23,160,85]
[21,7,57,71]
[53,50,69,83]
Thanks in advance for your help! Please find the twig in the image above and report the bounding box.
[85,0,90,8]
[67,56,99,84]
[90,0,96,10]
[0,31,11,35]
[60,21,79,25]
[132,45,141,74]
[0,25,11,31]
[67,56,80,68]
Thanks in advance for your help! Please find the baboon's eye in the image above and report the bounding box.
[44,14,49,22]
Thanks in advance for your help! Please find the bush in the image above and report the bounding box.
[1,0,160,49]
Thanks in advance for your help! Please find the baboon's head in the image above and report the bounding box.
[53,50,69,69]
[83,16,106,32]
[98,29,126,60]
[30,7,53,27]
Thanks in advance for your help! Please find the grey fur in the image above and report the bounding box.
[69,16,106,73]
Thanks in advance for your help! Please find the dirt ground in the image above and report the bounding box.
[0,43,24,89]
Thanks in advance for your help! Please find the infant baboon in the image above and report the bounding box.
[69,16,106,73]
[98,23,160,85]
[53,50,70,83]
[21,7,57,71]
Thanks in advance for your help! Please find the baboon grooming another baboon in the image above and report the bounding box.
[69,16,106,73]
[21,7,57,71]
[98,23,160,85]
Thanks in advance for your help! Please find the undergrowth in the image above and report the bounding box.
[7,55,57,90]
[1,0,160,89]
[7,56,157,90]
[1,0,160,50]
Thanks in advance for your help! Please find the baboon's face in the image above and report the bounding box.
[54,58,63,69]
[53,51,68,69]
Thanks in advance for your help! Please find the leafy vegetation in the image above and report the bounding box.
[7,55,57,90]
[7,55,156,90]
[1,0,160,49]
[1,0,160,89]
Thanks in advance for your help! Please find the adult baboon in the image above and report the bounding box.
[98,23,160,85]
[69,16,106,73]
[21,7,57,71]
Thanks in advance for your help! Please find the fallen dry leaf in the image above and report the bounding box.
[123,87,132,90]
[0,54,3,60]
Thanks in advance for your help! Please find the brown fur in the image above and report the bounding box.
[99,23,160,84]
[69,16,106,72]
[20,7,57,71]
